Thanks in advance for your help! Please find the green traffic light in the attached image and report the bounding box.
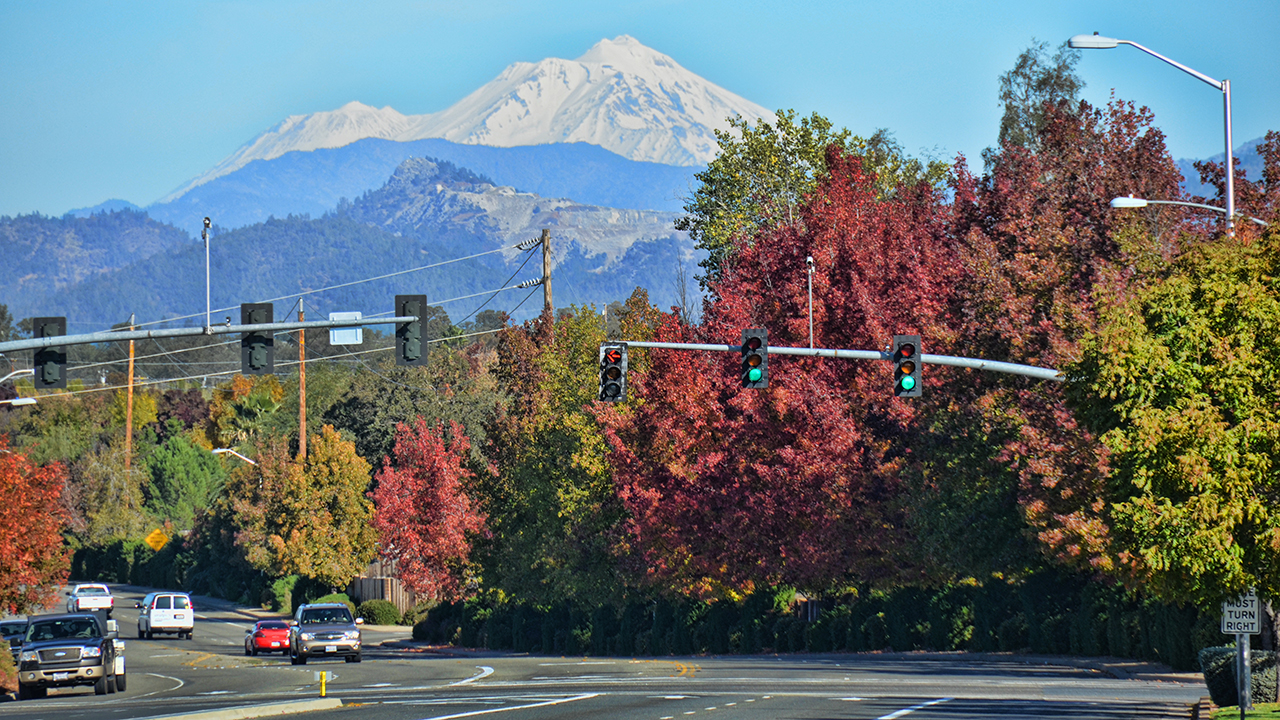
[900,375,916,391]
[748,367,762,383]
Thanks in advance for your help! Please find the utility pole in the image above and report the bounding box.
[124,313,135,471]
[541,229,552,315]
[298,299,307,461]
[202,218,212,333]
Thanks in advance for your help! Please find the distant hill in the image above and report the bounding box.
[64,199,143,218]
[12,156,699,329]
[0,209,191,320]
[146,138,700,238]
[1176,135,1267,200]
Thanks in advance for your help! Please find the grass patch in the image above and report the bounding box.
[1213,703,1280,718]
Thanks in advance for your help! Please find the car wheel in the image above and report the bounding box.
[244,642,251,656]
[146,630,153,640]
[115,672,126,692]
[187,630,194,640]
[137,626,144,639]
[345,653,362,663]
[17,684,34,701]
[95,675,109,695]
[107,674,117,693]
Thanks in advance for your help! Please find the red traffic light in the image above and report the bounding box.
[604,348,622,364]
[899,343,915,358]
[744,336,762,352]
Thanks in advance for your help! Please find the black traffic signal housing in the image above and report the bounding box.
[32,316,67,389]
[598,343,628,402]
[396,294,428,367]
[893,334,922,397]
[741,328,768,389]
[240,303,275,375]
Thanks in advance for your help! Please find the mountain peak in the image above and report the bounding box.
[162,36,771,203]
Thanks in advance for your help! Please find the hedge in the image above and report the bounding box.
[403,572,1236,670]
[1200,646,1278,707]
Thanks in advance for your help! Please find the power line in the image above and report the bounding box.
[27,326,511,401]
[123,243,533,332]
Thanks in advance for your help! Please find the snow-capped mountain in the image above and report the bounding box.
[161,36,770,203]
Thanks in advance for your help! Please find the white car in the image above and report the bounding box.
[65,584,115,616]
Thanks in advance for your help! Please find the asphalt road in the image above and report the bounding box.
[1,585,1209,720]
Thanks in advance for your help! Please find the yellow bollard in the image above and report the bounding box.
[320,671,326,697]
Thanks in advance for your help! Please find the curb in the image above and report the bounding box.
[129,698,342,720]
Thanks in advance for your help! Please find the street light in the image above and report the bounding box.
[0,368,36,406]
[1,368,34,385]
[1069,33,1236,238]
[0,397,36,407]
[212,447,257,465]
[1110,196,1267,227]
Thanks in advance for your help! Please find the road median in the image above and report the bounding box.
[130,698,342,720]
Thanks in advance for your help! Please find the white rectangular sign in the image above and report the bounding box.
[328,312,363,346]
[1221,591,1260,635]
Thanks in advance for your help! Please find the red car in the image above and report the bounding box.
[244,620,290,656]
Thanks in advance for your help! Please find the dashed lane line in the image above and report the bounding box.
[410,692,598,720]
[877,697,954,719]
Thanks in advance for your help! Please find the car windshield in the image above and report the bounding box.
[300,607,353,625]
[27,618,101,642]
[76,586,109,596]
[259,621,288,630]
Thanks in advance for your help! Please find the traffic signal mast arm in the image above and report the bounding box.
[0,316,419,354]
[619,341,1063,382]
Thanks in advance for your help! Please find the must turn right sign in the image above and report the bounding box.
[1222,590,1260,635]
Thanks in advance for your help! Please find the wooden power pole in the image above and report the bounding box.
[541,228,552,315]
[124,314,135,470]
[298,299,307,460]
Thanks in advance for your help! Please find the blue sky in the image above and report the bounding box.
[2,0,1276,219]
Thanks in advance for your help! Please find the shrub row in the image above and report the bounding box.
[411,573,1229,671]
[1199,646,1278,706]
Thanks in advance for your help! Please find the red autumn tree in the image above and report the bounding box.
[599,146,964,597]
[0,434,70,614]
[942,98,1189,575]
[372,418,486,601]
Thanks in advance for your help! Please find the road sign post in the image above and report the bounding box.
[1222,589,1260,712]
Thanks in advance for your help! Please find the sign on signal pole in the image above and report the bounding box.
[1221,590,1260,635]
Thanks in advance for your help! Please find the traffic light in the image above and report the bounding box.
[740,328,768,389]
[893,334,922,397]
[240,303,275,375]
[396,294,428,367]
[32,317,67,389]
[598,343,628,402]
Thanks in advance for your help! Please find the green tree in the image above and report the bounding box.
[478,291,662,606]
[229,425,377,588]
[1067,225,1280,605]
[983,39,1085,167]
[677,109,948,290]
[144,435,228,531]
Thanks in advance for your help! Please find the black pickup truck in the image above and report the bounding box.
[16,613,122,700]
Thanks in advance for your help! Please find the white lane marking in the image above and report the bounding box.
[364,682,397,687]
[448,665,495,686]
[838,696,866,701]
[878,697,953,719]
[413,692,598,720]
[537,661,616,666]
[198,690,235,695]
[136,672,185,698]
[149,654,182,658]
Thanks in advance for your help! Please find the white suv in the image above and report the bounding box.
[135,593,195,640]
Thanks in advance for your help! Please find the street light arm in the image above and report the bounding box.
[1114,40,1224,90]
[1110,197,1269,227]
